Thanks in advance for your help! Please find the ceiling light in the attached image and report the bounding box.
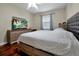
[27,3,38,9]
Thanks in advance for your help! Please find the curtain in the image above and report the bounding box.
[40,15,43,30]
[50,14,53,30]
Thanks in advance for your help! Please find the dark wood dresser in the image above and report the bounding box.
[7,29,37,44]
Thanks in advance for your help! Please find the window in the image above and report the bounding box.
[41,14,53,30]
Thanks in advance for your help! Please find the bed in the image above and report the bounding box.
[17,12,79,56]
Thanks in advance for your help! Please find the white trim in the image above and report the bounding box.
[10,41,17,44]
[0,42,7,46]
[0,41,17,46]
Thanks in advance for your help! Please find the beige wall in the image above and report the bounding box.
[54,8,66,29]
[33,8,66,29]
[66,3,79,19]
[0,4,33,44]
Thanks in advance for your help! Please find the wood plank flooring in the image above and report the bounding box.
[0,43,28,56]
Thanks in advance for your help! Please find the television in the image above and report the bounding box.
[12,16,28,30]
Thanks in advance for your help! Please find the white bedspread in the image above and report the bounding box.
[17,28,79,56]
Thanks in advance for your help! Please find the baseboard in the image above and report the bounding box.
[10,41,17,44]
[0,42,7,46]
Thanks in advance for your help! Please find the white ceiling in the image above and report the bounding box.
[13,3,67,13]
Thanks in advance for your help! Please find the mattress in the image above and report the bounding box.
[17,28,79,56]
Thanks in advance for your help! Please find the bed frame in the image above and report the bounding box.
[17,42,56,56]
[17,12,79,56]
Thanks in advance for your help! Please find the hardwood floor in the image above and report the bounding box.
[0,43,28,56]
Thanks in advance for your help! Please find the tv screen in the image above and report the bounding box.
[12,16,28,30]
